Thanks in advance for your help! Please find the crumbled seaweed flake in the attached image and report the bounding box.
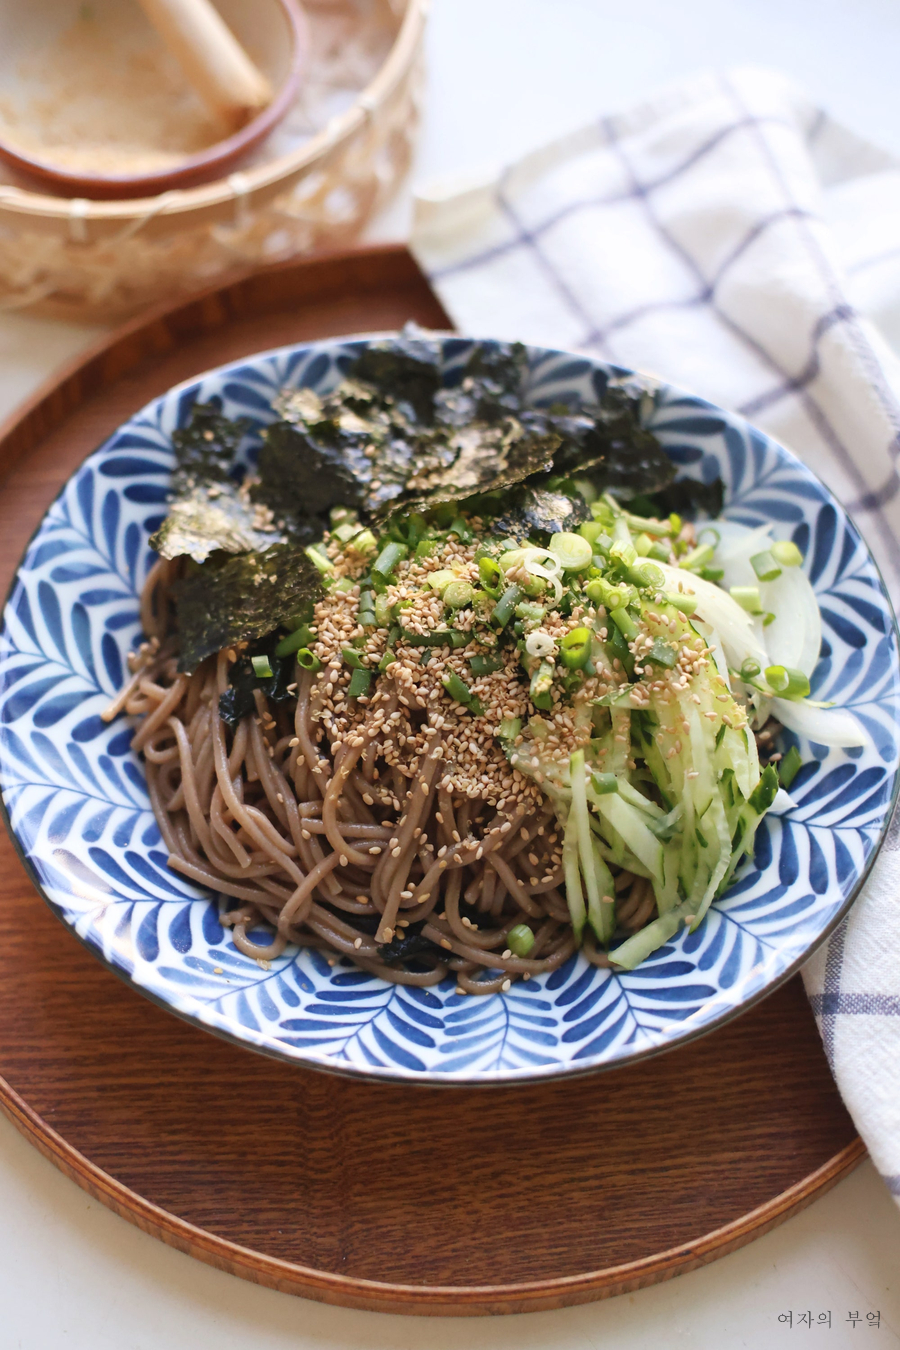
[349,333,442,422]
[548,380,674,496]
[174,542,321,673]
[170,401,249,493]
[489,484,591,540]
[218,633,297,727]
[626,477,725,521]
[150,481,282,563]
[377,921,446,967]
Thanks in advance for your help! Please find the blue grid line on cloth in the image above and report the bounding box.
[810,993,900,1016]
[722,73,900,525]
[605,90,900,556]
[820,919,849,1069]
[849,245,900,277]
[431,114,796,285]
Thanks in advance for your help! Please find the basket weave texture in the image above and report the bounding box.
[0,0,424,323]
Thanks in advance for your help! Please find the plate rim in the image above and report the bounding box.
[1,329,898,1087]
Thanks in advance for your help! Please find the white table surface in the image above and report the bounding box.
[2,3,900,1346]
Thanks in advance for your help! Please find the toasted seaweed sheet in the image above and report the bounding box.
[489,484,592,540]
[156,338,679,672]
[151,482,282,564]
[173,542,321,673]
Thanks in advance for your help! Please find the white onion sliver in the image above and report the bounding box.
[525,630,557,659]
[760,566,822,677]
[693,619,731,691]
[655,562,769,672]
[768,788,798,814]
[773,697,869,747]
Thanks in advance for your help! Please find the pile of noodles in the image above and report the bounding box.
[105,557,661,993]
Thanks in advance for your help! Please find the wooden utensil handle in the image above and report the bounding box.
[137,0,273,132]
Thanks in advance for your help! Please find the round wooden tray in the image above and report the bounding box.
[0,245,863,1316]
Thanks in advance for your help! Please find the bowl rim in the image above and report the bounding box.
[0,0,309,200]
[0,0,427,229]
[1,330,898,1087]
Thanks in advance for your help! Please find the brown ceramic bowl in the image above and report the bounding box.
[0,0,308,200]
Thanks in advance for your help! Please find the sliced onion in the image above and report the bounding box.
[692,619,731,690]
[768,788,798,814]
[773,697,869,747]
[525,630,557,659]
[759,566,822,677]
[656,562,769,672]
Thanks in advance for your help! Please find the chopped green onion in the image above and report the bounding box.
[771,539,803,567]
[765,665,810,698]
[609,538,638,569]
[444,580,475,609]
[664,592,697,616]
[515,601,546,621]
[507,923,535,957]
[578,520,606,545]
[492,583,524,627]
[740,657,761,681]
[373,541,408,578]
[681,543,715,570]
[549,531,593,571]
[631,561,665,589]
[378,649,396,673]
[647,540,671,563]
[633,532,653,557]
[296,648,320,671]
[646,638,677,668]
[560,626,591,669]
[351,529,377,555]
[698,566,725,582]
[498,718,521,741]
[448,517,472,542]
[763,611,776,627]
[610,606,639,641]
[750,549,782,582]
[401,627,470,649]
[342,647,365,670]
[529,661,555,710]
[374,593,394,626]
[591,772,619,795]
[443,671,473,705]
[415,538,438,559]
[469,654,504,676]
[275,624,315,657]
[779,744,803,789]
[476,556,502,595]
[426,569,457,595]
[305,545,334,575]
[334,577,354,593]
[347,668,371,698]
[332,522,360,544]
[251,654,273,679]
[729,585,763,614]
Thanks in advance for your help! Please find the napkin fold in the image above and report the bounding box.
[410,66,900,1194]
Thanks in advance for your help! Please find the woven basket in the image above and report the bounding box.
[0,0,426,324]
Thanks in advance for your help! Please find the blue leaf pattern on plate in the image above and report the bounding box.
[0,338,897,1083]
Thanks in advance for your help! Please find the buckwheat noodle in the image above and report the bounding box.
[110,557,662,992]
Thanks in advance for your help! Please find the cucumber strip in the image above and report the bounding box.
[590,791,664,881]
[609,899,695,969]
[562,813,586,942]
[570,751,605,941]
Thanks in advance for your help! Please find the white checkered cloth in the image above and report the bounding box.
[410,66,900,1196]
